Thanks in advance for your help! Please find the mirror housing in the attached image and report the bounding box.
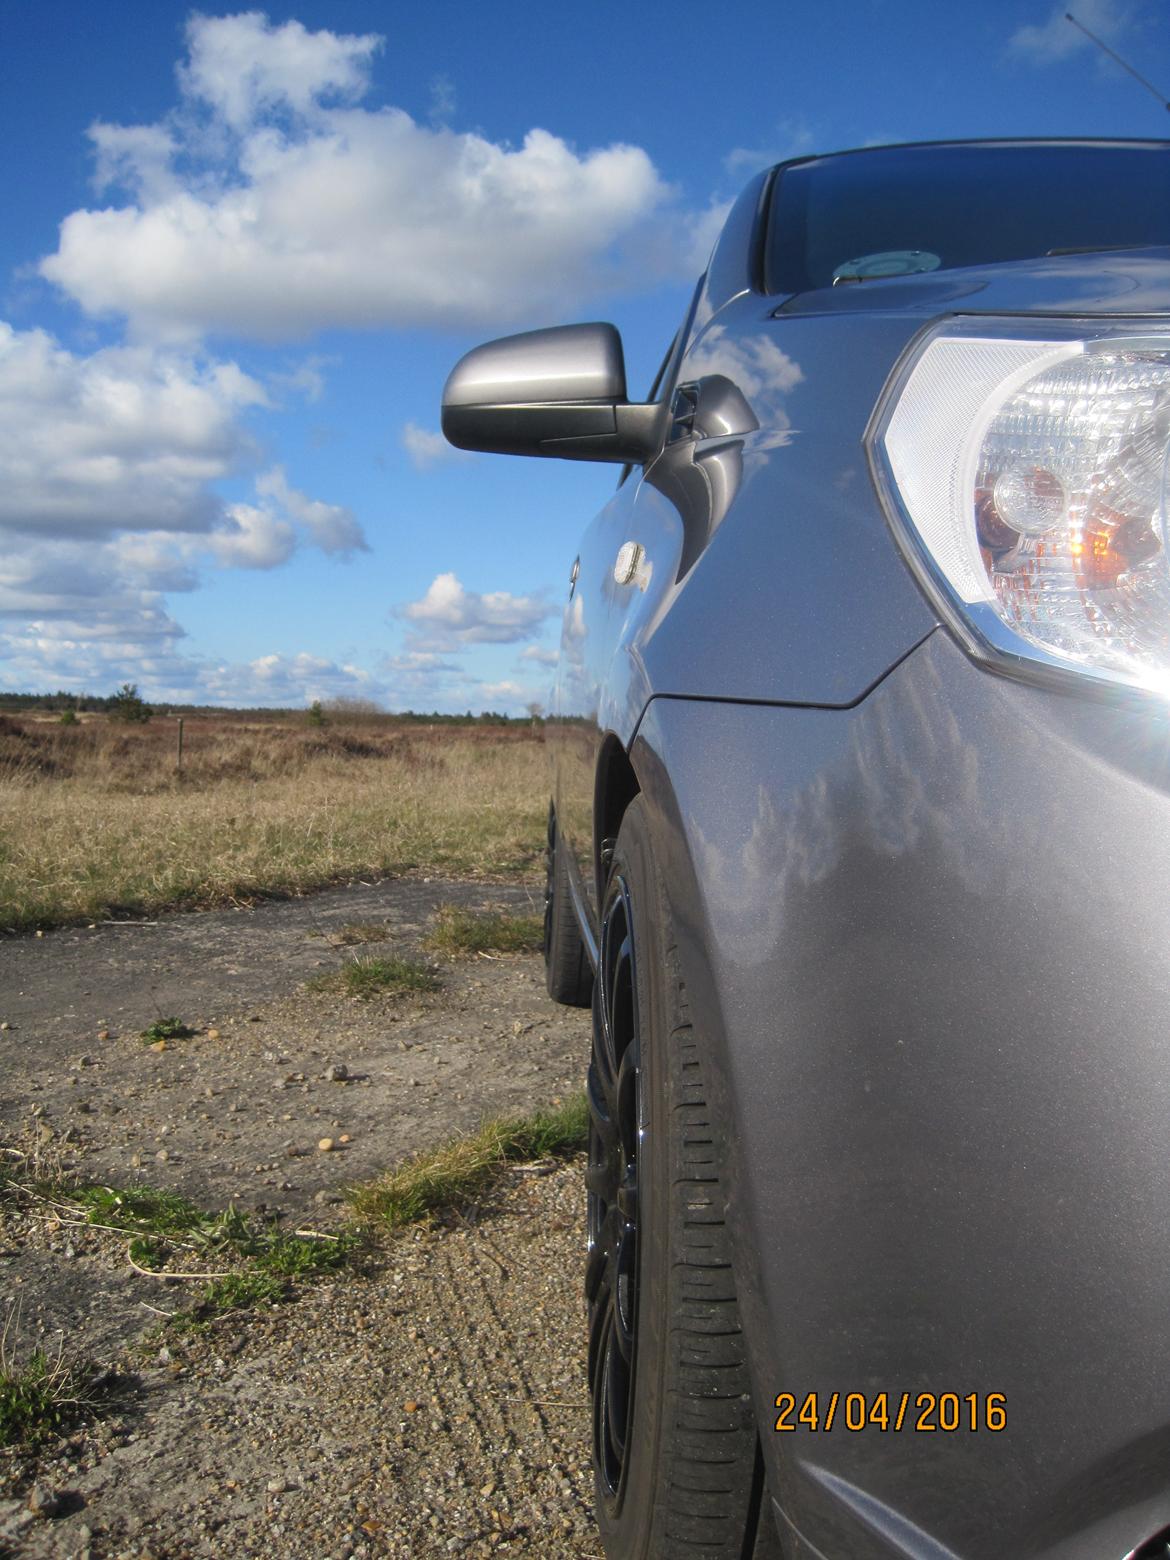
[441,323,660,464]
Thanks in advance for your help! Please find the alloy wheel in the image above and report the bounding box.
[585,872,644,1511]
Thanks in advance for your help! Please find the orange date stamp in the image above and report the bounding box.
[773,1391,1006,1433]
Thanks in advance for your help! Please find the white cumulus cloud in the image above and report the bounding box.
[199,650,381,706]
[178,11,382,129]
[400,571,552,648]
[204,503,296,569]
[0,611,391,709]
[0,321,263,541]
[519,645,558,667]
[0,318,368,696]
[401,422,467,471]
[255,466,366,555]
[39,11,689,342]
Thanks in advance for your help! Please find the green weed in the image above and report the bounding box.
[348,1094,588,1230]
[426,904,543,957]
[139,1017,195,1044]
[310,955,440,1000]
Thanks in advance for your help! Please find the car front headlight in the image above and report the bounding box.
[870,319,1170,695]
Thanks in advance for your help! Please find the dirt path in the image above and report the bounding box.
[0,881,600,1558]
[0,878,589,1220]
[1,1162,599,1559]
[0,875,546,1053]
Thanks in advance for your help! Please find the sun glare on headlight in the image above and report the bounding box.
[873,321,1170,694]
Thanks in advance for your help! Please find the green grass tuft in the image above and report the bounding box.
[57,1179,355,1336]
[251,1230,353,1278]
[348,1093,588,1230]
[72,1183,204,1237]
[310,954,440,1000]
[426,904,543,958]
[0,1344,106,1448]
[189,1270,286,1318]
[139,1017,196,1043]
[0,1352,64,1446]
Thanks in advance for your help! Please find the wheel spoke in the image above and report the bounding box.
[587,1280,609,1389]
[606,1341,629,1460]
[584,1233,607,1302]
[614,1222,637,1361]
[595,972,620,1090]
[615,1040,640,1163]
[587,1059,614,1138]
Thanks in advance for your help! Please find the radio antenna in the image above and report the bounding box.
[1064,12,1170,113]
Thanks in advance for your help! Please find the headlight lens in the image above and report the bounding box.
[872,320,1170,694]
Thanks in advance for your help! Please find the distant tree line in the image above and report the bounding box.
[0,687,539,725]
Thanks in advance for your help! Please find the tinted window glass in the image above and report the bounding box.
[766,142,1170,294]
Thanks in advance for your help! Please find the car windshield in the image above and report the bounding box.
[765,141,1170,294]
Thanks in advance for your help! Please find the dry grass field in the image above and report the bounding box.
[0,711,549,932]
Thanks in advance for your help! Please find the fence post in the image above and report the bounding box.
[176,717,184,773]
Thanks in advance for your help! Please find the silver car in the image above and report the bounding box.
[443,138,1170,1560]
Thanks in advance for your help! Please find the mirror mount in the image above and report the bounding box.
[441,323,662,465]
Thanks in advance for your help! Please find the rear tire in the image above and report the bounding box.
[586,798,780,1558]
[544,805,593,1007]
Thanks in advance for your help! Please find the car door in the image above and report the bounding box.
[550,301,703,939]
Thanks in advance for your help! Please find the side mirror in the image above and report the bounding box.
[441,322,661,464]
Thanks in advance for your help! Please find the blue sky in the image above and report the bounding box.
[0,0,1165,712]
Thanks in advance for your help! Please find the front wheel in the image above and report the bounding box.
[586,798,780,1558]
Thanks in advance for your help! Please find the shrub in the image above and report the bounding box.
[108,683,152,724]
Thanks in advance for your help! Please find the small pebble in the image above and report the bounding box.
[150,1039,167,1054]
[207,1028,220,1041]
[326,1064,349,1082]
[317,1137,335,1153]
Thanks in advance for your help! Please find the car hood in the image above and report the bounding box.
[773,246,1170,319]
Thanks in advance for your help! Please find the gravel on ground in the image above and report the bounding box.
[1,1162,599,1560]
[0,880,599,1558]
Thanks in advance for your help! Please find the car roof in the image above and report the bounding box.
[770,136,1170,174]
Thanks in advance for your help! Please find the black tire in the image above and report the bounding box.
[586,798,780,1559]
[544,805,593,1007]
